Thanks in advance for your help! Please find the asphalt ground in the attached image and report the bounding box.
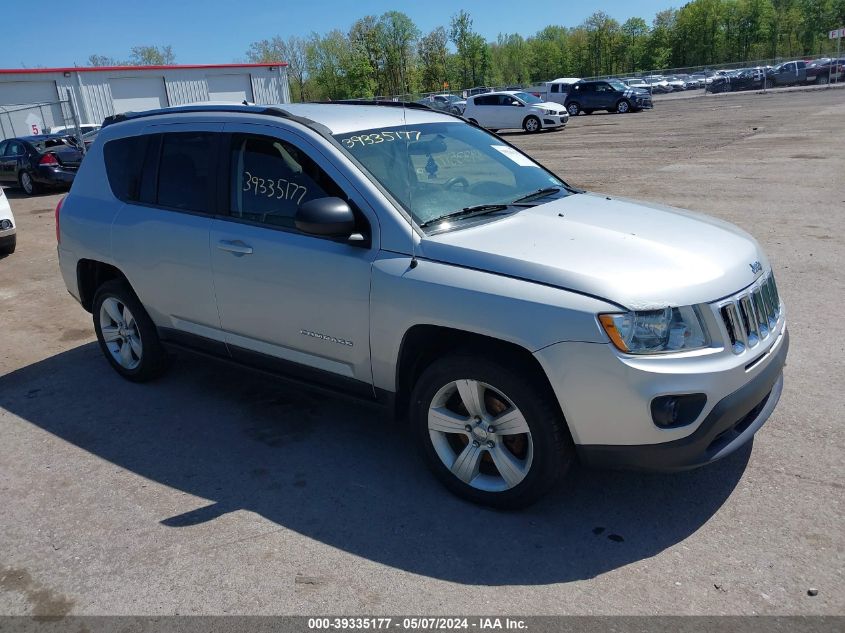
[0,87,843,616]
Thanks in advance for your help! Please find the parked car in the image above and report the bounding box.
[730,68,767,92]
[642,76,672,93]
[419,94,467,115]
[527,77,582,107]
[622,78,650,91]
[57,102,788,508]
[805,58,845,84]
[463,91,568,133]
[465,86,493,97]
[765,60,808,87]
[0,185,15,255]
[564,80,653,115]
[0,135,82,195]
[48,123,102,136]
[663,75,687,91]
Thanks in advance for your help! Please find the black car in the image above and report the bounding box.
[730,68,766,92]
[564,79,653,115]
[0,135,82,195]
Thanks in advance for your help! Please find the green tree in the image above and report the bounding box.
[246,36,308,101]
[129,45,175,65]
[418,27,450,92]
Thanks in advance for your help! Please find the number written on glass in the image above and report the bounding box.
[242,171,308,203]
[340,131,421,148]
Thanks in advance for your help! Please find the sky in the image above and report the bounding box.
[3,0,672,69]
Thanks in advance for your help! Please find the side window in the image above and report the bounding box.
[5,141,23,156]
[156,132,218,212]
[0,142,7,157]
[229,134,344,230]
[551,84,560,93]
[104,135,152,203]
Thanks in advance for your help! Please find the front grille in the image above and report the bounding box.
[718,273,781,354]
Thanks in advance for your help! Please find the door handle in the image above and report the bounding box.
[217,240,253,256]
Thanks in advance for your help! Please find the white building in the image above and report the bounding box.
[0,62,290,140]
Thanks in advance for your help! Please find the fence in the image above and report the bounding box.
[0,86,86,143]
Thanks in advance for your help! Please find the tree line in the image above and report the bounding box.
[89,0,845,100]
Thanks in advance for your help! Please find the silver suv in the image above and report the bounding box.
[57,103,788,508]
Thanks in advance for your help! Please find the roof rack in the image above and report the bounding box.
[101,104,294,128]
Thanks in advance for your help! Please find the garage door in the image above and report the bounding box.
[110,77,168,113]
[207,74,253,103]
[0,80,63,138]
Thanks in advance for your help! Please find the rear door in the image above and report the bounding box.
[0,141,25,184]
[209,124,379,391]
[108,124,224,348]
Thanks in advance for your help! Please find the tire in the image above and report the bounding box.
[815,75,829,85]
[410,353,574,509]
[92,279,170,382]
[522,116,541,133]
[566,102,580,116]
[615,99,631,114]
[19,171,38,196]
[0,235,15,256]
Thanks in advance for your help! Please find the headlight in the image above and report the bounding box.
[599,306,709,354]
[0,219,12,230]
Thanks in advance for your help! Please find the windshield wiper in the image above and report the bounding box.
[419,204,509,228]
[510,187,563,204]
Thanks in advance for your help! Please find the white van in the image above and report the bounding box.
[528,78,582,107]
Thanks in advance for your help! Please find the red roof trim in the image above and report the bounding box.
[0,62,288,75]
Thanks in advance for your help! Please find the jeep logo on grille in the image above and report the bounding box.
[750,261,762,275]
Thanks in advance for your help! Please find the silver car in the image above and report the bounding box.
[57,103,788,508]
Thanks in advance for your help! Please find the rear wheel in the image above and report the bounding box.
[19,171,38,196]
[93,280,170,382]
[410,353,574,509]
[522,116,541,133]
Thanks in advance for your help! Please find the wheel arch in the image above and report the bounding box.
[76,259,130,312]
[394,324,564,425]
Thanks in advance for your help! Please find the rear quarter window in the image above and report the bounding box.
[104,135,152,203]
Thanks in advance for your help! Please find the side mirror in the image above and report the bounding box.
[295,197,356,237]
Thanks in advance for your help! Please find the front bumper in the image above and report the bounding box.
[577,328,788,471]
[540,113,568,128]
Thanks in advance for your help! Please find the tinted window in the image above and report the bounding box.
[229,134,343,230]
[0,142,6,156]
[104,135,152,203]
[157,133,218,212]
[474,95,495,106]
[551,84,560,93]
[5,141,24,156]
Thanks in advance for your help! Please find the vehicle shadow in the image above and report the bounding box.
[0,343,750,585]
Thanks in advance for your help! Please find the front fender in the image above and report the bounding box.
[369,252,615,392]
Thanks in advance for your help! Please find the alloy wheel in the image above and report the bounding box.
[99,297,143,370]
[428,379,533,492]
[21,172,33,195]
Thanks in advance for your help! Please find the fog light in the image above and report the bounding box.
[651,393,707,428]
[0,219,12,230]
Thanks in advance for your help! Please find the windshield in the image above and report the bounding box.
[608,80,627,91]
[514,92,542,104]
[334,122,567,229]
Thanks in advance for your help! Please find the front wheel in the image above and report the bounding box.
[615,99,631,113]
[523,116,541,133]
[566,102,580,116]
[93,280,170,382]
[410,353,573,509]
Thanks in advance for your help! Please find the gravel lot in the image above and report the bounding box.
[0,88,843,617]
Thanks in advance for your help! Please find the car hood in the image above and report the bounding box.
[420,193,768,310]
[532,102,563,111]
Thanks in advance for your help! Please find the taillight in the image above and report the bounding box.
[55,196,64,243]
[39,153,59,166]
